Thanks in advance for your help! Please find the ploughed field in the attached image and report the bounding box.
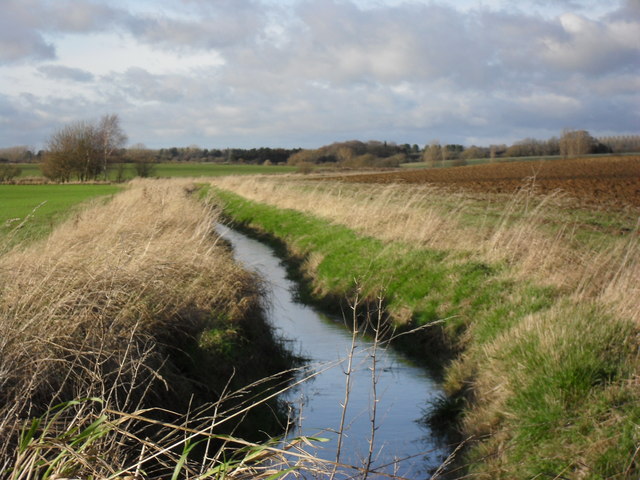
[332,156,640,208]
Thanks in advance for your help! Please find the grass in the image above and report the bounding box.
[12,162,295,180]
[8,163,42,177]
[210,177,639,316]
[1,178,462,479]
[400,152,640,169]
[0,179,305,478]
[209,175,640,479]
[150,162,295,178]
[213,188,559,367]
[0,184,121,249]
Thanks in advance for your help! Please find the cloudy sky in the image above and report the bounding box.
[0,0,638,149]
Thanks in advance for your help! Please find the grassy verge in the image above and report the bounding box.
[210,181,639,479]
[0,184,121,250]
[0,179,300,478]
[12,162,295,180]
[214,188,554,365]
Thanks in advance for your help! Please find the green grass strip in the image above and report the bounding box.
[13,163,295,180]
[213,188,639,478]
[214,189,554,346]
[0,184,121,249]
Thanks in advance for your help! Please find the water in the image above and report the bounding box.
[216,224,448,478]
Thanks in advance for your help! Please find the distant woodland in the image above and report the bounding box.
[2,121,639,178]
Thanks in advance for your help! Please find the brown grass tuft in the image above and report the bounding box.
[0,179,269,474]
[210,175,640,322]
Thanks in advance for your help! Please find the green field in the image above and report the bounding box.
[150,162,295,177]
[0,184,121,248]
[14,163,295,179]
[12,163,42,177]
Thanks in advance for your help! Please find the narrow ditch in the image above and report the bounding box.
[217,223,451,478]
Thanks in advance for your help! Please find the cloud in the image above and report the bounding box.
[122,0,266,51]
[0,0,123,65]
[37,64,94,82]
[46,0,123,33]
[0,1,55,64]
[538,12,640,75]
[0,0,637,149]
[102,67,193,103]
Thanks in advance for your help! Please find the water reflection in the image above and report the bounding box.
[216,224,449,478]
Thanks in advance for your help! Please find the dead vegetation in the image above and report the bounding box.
[210,173,640,478]
[0,179,296,478]
[210,175,639,323]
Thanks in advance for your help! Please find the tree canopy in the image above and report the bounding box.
[42,114,127,182]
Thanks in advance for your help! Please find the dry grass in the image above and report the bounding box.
[0,177,451,479]
[0,179,278,477]
[210,175,640,323]
[211,174,640,478]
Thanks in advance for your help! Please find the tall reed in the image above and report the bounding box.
[0,180,285,477]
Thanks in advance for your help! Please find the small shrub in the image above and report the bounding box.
[0,165,21,182]
[297,162,315,174]
[134,159,156,177]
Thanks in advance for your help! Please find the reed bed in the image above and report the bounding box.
[0,179,307,478]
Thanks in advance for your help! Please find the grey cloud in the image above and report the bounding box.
[101,67,204,103]
[0,93,60,147]
[82,0,640,146]
[0,29,55,65]
[0,0,123,65]
[46,0,123,32]
[37,64,94,82]
[608,0,640,21]
[0,0,637,150]
[225,1,485,89]
[123,0,266,51]
[0,1,55,64]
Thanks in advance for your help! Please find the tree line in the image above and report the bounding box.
[1,116,638,183]
[287,140,420,168]
[285,130,639,169]
[155,146,301,164]
[421,129,638,167]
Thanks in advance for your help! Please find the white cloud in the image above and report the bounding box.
[0,0,637,149]
[539,12,640,74]
[37,64,94,82]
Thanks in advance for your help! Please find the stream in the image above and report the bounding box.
[217,224,449,479]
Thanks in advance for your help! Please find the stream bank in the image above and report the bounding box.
[217,224,451,478]
[211,186,640,479]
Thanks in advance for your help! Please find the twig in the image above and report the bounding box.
[330,287,361,479]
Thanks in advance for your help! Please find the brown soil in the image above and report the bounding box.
[325,156,640,208]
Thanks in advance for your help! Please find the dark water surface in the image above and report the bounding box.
[217,224,448,478]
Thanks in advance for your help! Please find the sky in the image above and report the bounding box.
[0,0,638,150]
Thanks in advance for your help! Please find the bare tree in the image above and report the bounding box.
[559,129,595,158]
[43,115,128,182]
[97,114,127,179]
[441,144,451,166]
[0,146,34,163]
[128,144,156,178]
[43,121,101,182]
[423,140,442,168]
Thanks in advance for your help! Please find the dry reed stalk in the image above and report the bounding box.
[0,179,271,476]
[0,178,453,479]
